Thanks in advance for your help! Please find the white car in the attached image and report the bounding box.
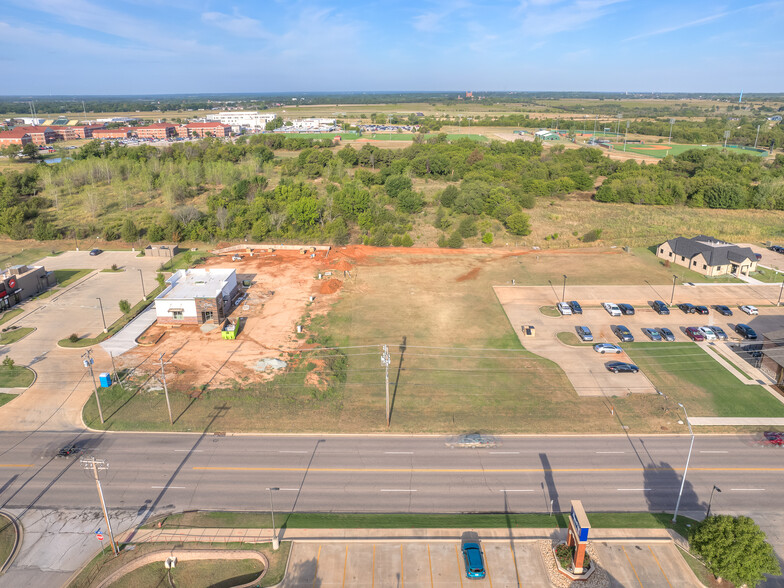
[740,305,759,315]
[602,302,622,317]
[698,326,717,341]
[594,343,623,354]
[556,302,572,315]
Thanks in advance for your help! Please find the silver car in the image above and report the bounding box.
[594,343,623,354]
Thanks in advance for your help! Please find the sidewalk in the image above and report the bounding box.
[119,526,675,545]
[99,305,157,356]
[689,417,784,426]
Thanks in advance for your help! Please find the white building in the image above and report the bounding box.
[154,268,238,325]
[206,111,277,132]
[275,118,338,133]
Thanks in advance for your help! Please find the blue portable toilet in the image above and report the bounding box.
[99,372,112,388]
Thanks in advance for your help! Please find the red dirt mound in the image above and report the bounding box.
[331,260,353,271]
[456,267,481,282]
[319,278,343,294]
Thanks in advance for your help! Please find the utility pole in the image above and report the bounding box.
[670,274,678,305]
[668,118,675,144]
[139,269,146,299]
[81,456,119,555]
[723,130,731,150]
[754,124,761,150]
[267,487,280,550]
[109,351,123,391]
[672,403,695,523]
[624,121,630,152]
[96,297,108,333]
[159,354,173,425]
[381,345,391,427]
[83,350,104,424]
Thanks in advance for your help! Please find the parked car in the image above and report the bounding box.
[714,305,733,316]
[606,361,639,373]
[685,327,705,341]
[735,323,758,340]
[709,326,728,340]
[740,305,759,315]
[659,327,676,342]
[678,303,696,314]
[652,300,670,315]
[698,326,717,341]
[569,300,583,314]
[575,326,593,342]
[617,303,635,315]
[695,305,709,315]
[769,245,784,253]
[89,248,102,256]
[642,328,662,341]
[461,543,486,579]
[231,254,243,261]
[761,431,784,446]
[755,253,763,260]
[594,343,623,354]
[556,302,572,315]
[602,302,622,317]
[612,325,634,342]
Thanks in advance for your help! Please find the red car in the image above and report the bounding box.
[685,327,705,341]
[761,431,784,446]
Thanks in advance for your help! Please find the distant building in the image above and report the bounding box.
[155,268,239,325]
[534,129,559,141]
[761,328,784,388]
[0,264,55,309]
[0,128,33,147]
[92,127,133,140]
[206,111,276,132]
[49,124,105,141]
[657,235,758,277]
[12,126,56,145]
[136,123,176,140]
[182,122,231,138]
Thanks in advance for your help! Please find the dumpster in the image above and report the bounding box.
[222,319,239,340]
[99,372,112,387]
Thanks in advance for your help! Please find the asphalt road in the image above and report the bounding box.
[2,432,782,516]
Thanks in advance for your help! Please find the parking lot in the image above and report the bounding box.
[496,283,784,397]
[281,539,699,587]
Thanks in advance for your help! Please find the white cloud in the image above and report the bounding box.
[201,11,268,38]
[413,11,444,32]
[517,0,626,36]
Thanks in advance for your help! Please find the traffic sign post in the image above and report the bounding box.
[95,529,106,555]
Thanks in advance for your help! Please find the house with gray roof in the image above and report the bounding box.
[656,235,758,277]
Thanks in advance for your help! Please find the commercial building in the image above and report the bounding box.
[154,268,239,325]
[0,128,33,147]
[49,124,105,141]
[136,123,177,140]
[182,122,231,138]
[0,264,55,310]
[12,126,56,145]
[657,235,758,277]
[276,118,337,132]
[92,127,133,140]
[206,111,276,132]
[760,328,784,388]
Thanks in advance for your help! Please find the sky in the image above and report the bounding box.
[2,0,783,95]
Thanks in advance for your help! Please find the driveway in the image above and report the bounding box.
[0,251,166,431]
[738,243,784,273]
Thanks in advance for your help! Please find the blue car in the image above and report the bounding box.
[462,542,486,579]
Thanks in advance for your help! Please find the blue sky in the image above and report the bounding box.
[2,0,783,95]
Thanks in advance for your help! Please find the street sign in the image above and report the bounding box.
[96,533,104,541]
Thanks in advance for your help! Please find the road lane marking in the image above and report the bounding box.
[649,545,673,588]
[0,464,32,468]
[194,465,784,474]
[380,489,417,492]
[151,486,186,489]
[731,488,765,491]
[622,545,643,587]
[500,489,534,492]
[174,449,202,452]
[385,451,413,454]
[489,451,519,454]
[617,488,651,491]
[700,450,728,453]
[312,545,321,588]
[596,451,625,454]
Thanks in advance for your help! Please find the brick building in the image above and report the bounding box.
[12,126,56,145]
[657,235,758,277]
[182,122,231,138]
[154,268,238,325]
[92,127,133,140]
[0,264,56,310]
[0,128,33,147]
[136,123,176,140]
[50,124,106,140]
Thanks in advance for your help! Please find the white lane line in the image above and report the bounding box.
[500,489,534,492]
[151,486,186,489]
[596,451,625,454]
[380,489,417,492]
[174,450,203,452]
[279,488,300,491]
[279,450,308,454]
[617,488,651,491]
[700,450,728,454]
[489,451,520,454]
[730,488,765,491]
[384,451,413,454]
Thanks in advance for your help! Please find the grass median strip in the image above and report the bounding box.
[53,268,93,287]
[0,366,35,388]
[0,327,34,345]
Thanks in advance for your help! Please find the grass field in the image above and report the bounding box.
[67,542,289,588]
[362,132,489,142]
[0,327,34,345]
[0,513,15,568]
[0,393,16,407]
[610,142,768,159]
[0,366,35,388]
[624,343,784,417]
[54,268,93,286]
[750,266,784,283]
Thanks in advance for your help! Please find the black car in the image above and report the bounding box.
[735,324,758,340]
[57,443,80,458]
[770,245,784,254]
[569,301,583,315]
[678,303,696,314]
[652,300,670,315]
[89,248,102,256]
[612,325,634,342]
[695,305,709,315]
[714,305,733,316]
[606,361,639,373]
[617,303,635,315]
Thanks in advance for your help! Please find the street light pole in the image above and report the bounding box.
[706,485,722,518]
[672,403,695,523]
[139,269,146,299]
[267,487,280,550]
[778,278,784,307]
[670,274,678,305]
[562,275,567,302]
[82,350,104,424]
[96,297,107,333]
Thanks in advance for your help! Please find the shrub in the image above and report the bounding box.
[2,356,14,369]
[111,264,118,271]
[505,212,532,236]
[119,299,131,314]
[582,228,603,243]
[396,189,425,213]
[482,232,493,244]
[68,333,80,343]
[440,185,459,207]
[458,217,477,238]
[446,231,464,249]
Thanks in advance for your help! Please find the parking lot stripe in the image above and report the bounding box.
[648,546,673,588]
[622,545,644,587]
[510,543,522,587]
[481,544,493,588]
[342,545,348,588]
[455,544,464,588]
[312,545,321,588]
[428,543,434,588]
[731,488,765,491]
[372,544,375,588]
[0,464,32,468]
[400,544,405,588]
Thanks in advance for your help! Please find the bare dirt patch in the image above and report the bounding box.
[456,267,481,282]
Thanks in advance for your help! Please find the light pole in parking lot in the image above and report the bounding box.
[706,485,721,517]
[672,403,694,523]
[778,277,784,306]
[267,487,280,550]
[96,297,107,333]
[139,269,146,299]
[562,275,567,302]
[670,275,678,305]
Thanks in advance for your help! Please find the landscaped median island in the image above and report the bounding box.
[0,326,34,345]
[67,541,289,588]
[0,362,35,388]
[0,513,17,572]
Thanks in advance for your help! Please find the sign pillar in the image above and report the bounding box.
[567,500,591,573]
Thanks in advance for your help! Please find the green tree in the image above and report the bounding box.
[482,232,493,244]
[446,231,463,248]
[118,299,131,314]
[251,215,271,241]
[396,189,425,213]
[121,218,138,243]
[691,515,780,587]
[440,185,459,208]
[22,142,38,159]
[384,174,412,199]
[505,212,532,236]
[32,217,55,240]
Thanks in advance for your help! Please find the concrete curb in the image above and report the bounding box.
[0,510,23,574]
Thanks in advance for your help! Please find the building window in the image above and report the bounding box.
[172,310,183,320]
[681,256,685,261]
[659,248,664,254]
[693,260,697,266]
[202,311,213,322]
[668,252,672,257]
[703,265,707,270]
